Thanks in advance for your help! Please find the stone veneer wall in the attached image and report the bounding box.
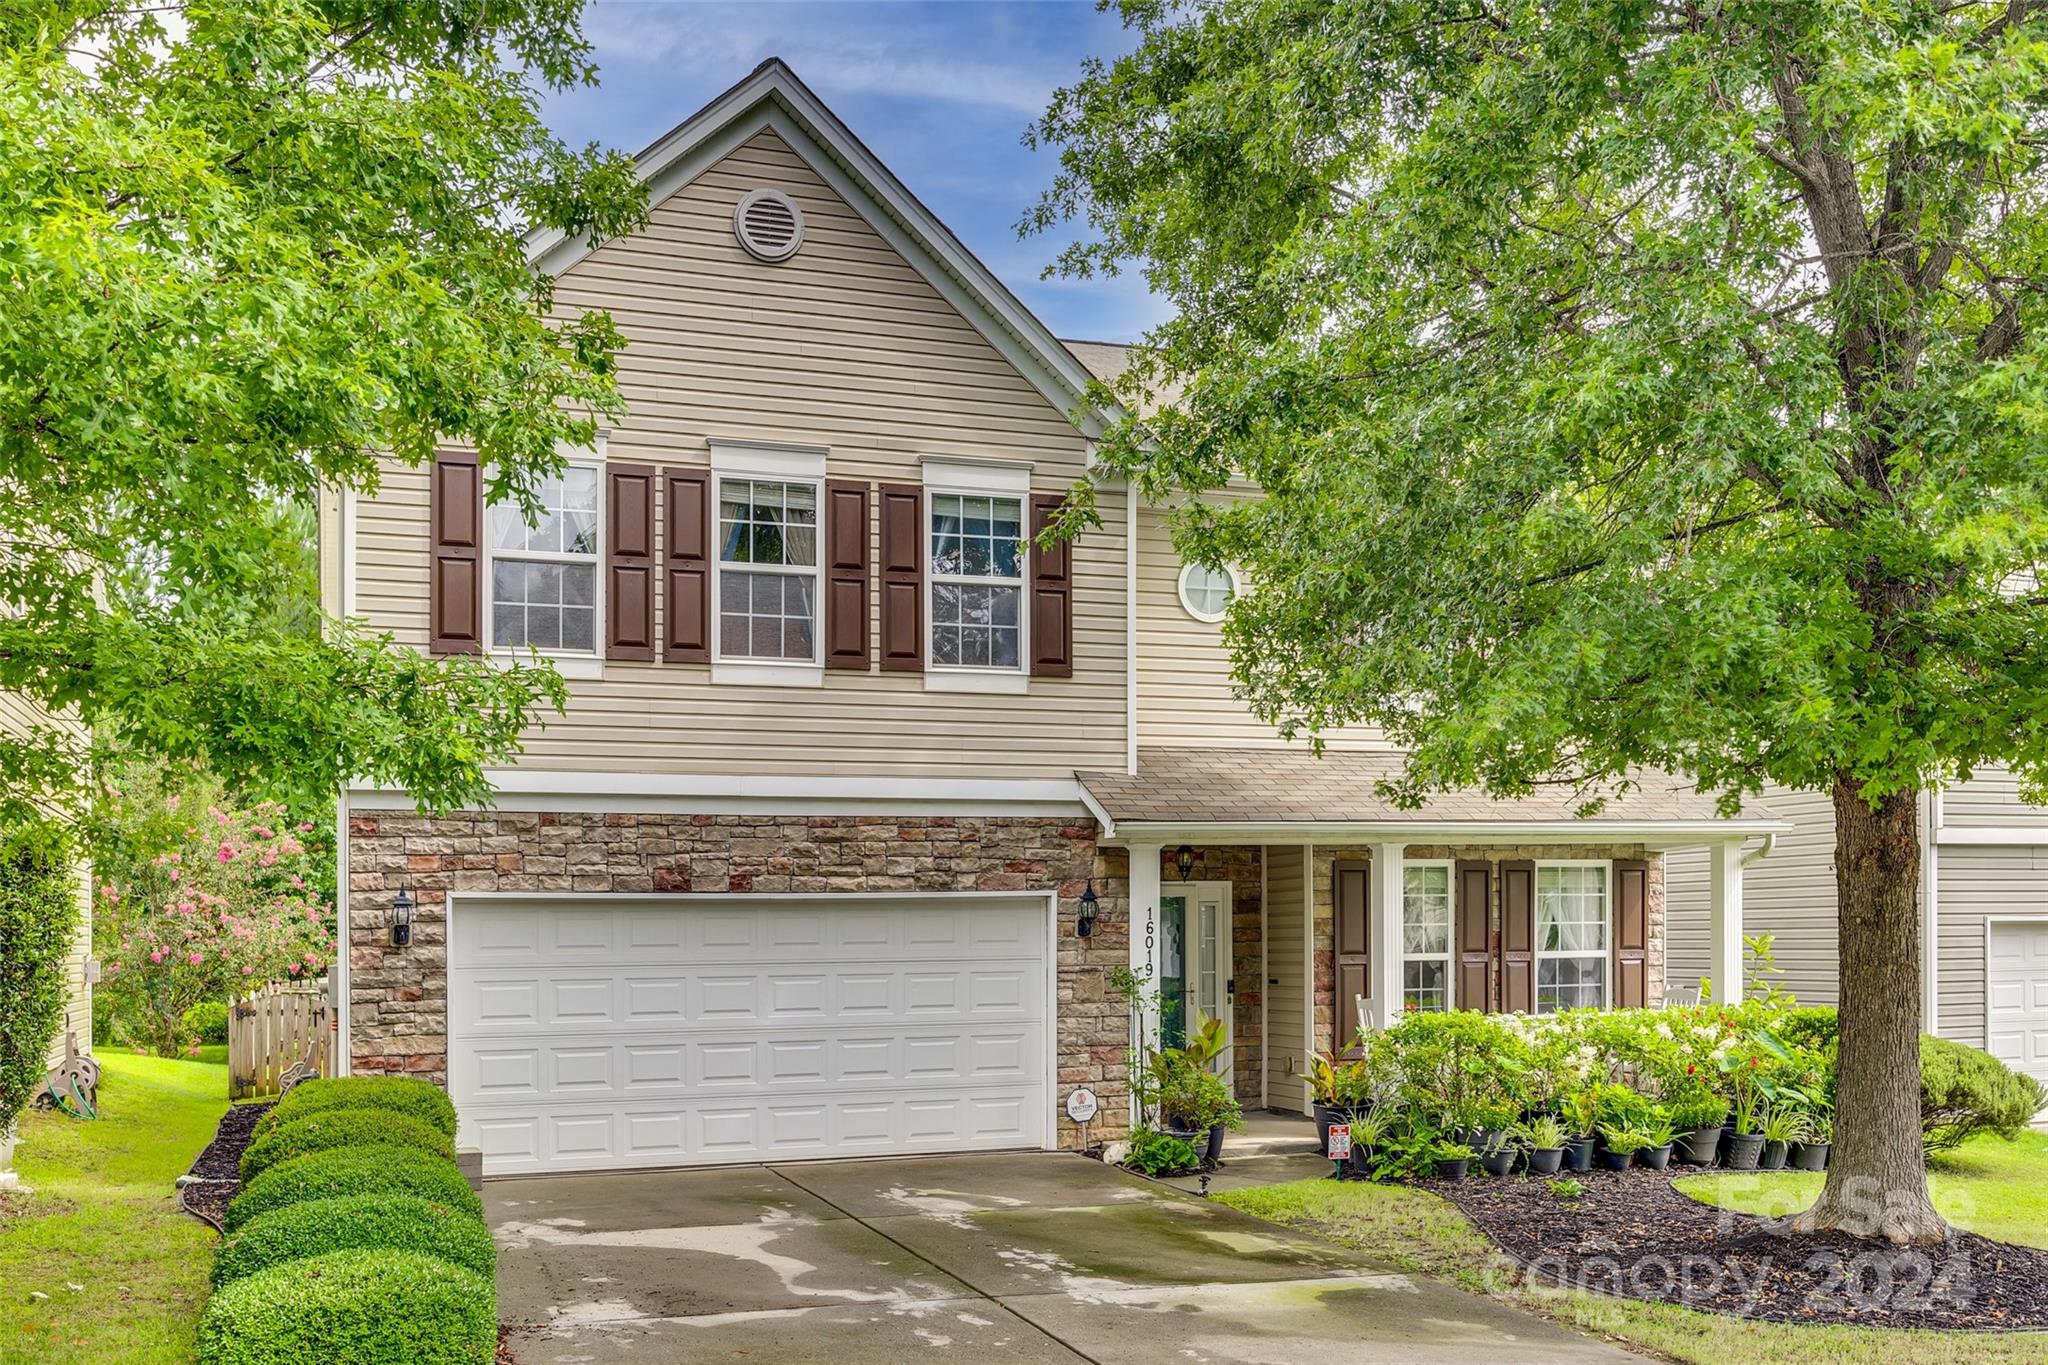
[1309,845,1665,1048]
[1155,846,1264,1102]
[345,810,1132,1149]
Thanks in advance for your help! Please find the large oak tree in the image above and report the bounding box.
[1032,0,2048,1243]
[0,0,645,825]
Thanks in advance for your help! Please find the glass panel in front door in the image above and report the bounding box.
[1196,895,1228,1075]
[1159,894,1188,1050]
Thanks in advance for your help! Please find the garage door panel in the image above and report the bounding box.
[1988,920,2048,1089]
[451,897,1051,1173]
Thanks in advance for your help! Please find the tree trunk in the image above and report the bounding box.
[1795,774,1946,1245]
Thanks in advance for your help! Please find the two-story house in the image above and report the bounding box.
[320,60,1784,1176]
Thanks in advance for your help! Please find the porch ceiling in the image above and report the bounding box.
[1077,747,1785,845]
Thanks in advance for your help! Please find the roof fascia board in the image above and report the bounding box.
[1098,818,1792,847]
[527,63,1111,437]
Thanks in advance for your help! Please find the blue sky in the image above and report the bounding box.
[539,0,1164,342]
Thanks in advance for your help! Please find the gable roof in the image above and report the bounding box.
[527,59,1114,436]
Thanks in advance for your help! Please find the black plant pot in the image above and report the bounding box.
[1480,1148,1516,1177]
[1639,1144,1674,1171]
[1313,1103,1343,1158]
[1525,1147,1565,1176]
[1759,1139,1789,1171]
[1204,1123,1227,1168]
[1436,1158,1470,1181]
[1599,1146,1635,1172]
[1721,1132,1765,1170]
[1347,1143,1376,1179]
[1790,1140,1831,1172]
[1673,1126,1723,1165]
[1562,1136,1596,1172]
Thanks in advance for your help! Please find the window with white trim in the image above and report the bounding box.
[1536,862,1610,1013]
[1177,561,1237,622]
[929,492,1024,670]
[716,476,820,662]
[1401,863,1453,1012]
[488,463,601,654]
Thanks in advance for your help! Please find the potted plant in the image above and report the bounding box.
[1758,1106,1806,1171]
[1717,1042,1778,1170]
[1345,1104,1393,1179]
[1433,1138,1474,1181]
[1597,1124,1647,1171]
[1476,1127,1517,1177]
[1666,1092,1729,1164]
[1561,1088,1599,1173]
[1143,1022,1244,1167]
[1516,1114,1568,1175]
[1306,1050,1363,1157]
[1790,1113,1832,1171]
[1637,1118,1676,1171]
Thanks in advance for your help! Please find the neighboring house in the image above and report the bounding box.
[1667,776,2048,1092]
[318,60,1783,1177]
[0,690,93,1072]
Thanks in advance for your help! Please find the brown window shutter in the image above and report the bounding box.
[1500,860,1536,1013]
[823,479,871,670]
[429,450,482,654]
[1028,493,1074,678]
[662,467,710,663]
[1614,859,1649,1007]
[1333,859,1369,1051]
[605,463,655,660]
[1455,860,1494,1012]
[877,483,923,671]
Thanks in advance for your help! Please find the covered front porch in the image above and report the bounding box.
[1080,748,1786,1115]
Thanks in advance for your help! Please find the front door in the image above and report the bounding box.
[1158,881,1233,1078]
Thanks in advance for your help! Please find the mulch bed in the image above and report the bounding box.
[177,1101,273,1232]
[1421,1165,2048,1331]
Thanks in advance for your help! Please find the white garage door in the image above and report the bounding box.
[449,895,1051,1175]
[1987,919,2048,1090]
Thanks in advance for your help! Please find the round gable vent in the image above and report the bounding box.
[734,188,804,262]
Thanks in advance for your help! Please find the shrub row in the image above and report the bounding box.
[201,1078,493,1365]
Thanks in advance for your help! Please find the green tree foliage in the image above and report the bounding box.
[0,822,78,1137]
[0,0,647,823]
[1030,1,2048,1243]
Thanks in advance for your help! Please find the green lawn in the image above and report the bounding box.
[0,1052,226,1364]
[1218,1134,2048,1365]
[1679,1131,2048,1251]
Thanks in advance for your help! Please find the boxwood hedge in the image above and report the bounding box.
[197,1248,495,1365]
[226,1146,481,1234]
[239,1107,456,1183]
[259,1075,457,1139]
[212,1193,496,1288]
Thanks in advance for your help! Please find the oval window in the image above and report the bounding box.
[1177,561,1236,622]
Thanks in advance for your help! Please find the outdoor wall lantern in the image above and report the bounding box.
[391,884,415,949]
[1174,845,1197,881]
[1076,880,1098,938]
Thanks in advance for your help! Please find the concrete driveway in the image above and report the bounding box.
[490,1152,1634,1364]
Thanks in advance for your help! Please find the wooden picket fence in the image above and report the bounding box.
[229,979,332,1101]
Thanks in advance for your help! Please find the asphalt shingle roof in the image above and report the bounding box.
[1078,747,1777,827]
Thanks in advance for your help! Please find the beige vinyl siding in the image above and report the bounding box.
[1264,843,1309,1113]
[348,129,1125,779]
[0,690,94,1066]
[1941,768,2048,827]
[1135,506,1388,750]
[1664,785,1841,1005]
[1933,846,2048,1048]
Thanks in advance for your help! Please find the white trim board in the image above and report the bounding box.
[526,60,1112,438]
[1934,825,2048,847]
[349,771,1092,817]
[1096,818,1789,846]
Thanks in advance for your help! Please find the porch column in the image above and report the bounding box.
[1371,843,1406,1034]
[1708,839,1745,1005]
[1128,843,1162,1109]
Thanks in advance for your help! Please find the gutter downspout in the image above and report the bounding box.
[1741,831,1777,867]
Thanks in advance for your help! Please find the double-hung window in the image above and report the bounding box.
[716,476,820,663]
[929,491,1025,671]
[1400,863,1454,1012]
[488,463,601,655]
[1535,862,1610,1012]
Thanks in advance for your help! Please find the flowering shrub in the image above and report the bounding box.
[96,792,333,1057]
